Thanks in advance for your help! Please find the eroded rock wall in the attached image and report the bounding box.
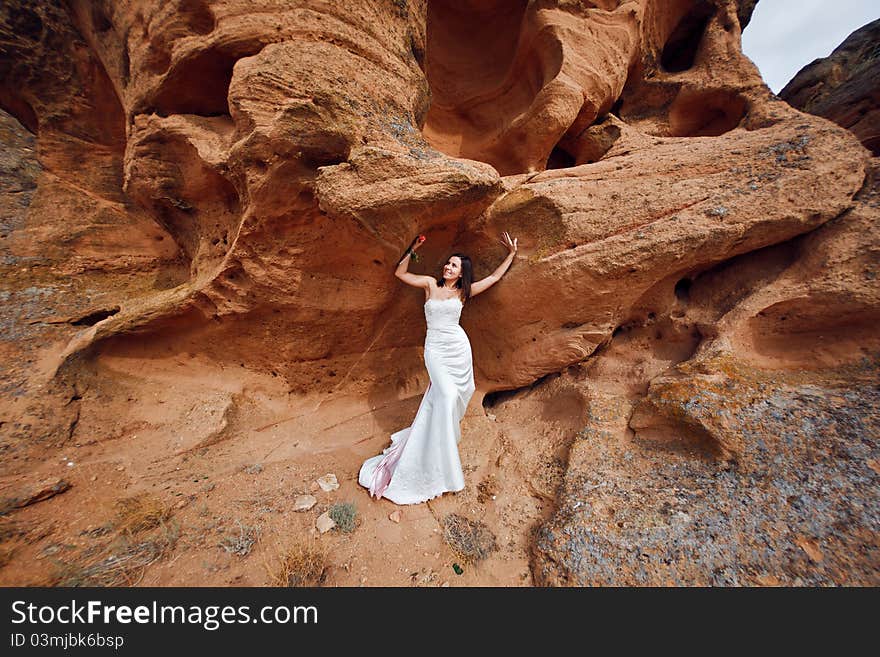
[0,0,876,586]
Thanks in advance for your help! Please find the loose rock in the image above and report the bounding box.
[316,512,336,534]
[316,474,339,492]
[293,495,317,511]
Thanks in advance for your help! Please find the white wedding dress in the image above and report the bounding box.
[358,296,476,505]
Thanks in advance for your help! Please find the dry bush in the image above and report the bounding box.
[218,519,259,557]
[441,514,498,564]
[45,494,179,586]
[48,521,179,587]
[113,494,174,535]
[266,540,328,587]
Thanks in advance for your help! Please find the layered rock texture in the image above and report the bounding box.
[780,18,880,156]
[0,1,877,586]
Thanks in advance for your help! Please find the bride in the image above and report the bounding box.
[358,232,518,505]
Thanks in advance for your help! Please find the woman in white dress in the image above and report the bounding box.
[358,232,518,505]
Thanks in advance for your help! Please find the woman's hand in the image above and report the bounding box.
[500,231,517,255]
[405,234,426,263]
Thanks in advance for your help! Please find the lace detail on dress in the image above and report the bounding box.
[424,297,463,329]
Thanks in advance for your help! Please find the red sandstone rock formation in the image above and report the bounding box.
[0,0,876,586]
[780,18,880,155]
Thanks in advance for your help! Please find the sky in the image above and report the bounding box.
[741,0,880,93]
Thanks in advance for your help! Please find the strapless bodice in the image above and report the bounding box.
[424,297,463,332]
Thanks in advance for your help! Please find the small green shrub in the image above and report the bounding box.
[328,502,357,533]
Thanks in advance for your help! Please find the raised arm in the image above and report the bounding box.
[470,231,517,297]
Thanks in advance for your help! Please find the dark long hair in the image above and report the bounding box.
[435,253,472,302]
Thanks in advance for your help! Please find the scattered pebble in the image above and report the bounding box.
[317,474,339,491]
[316,511,336,533]
[293,495,317,511]
[389,510,401,523]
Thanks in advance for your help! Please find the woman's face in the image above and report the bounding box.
[443,256,462,281]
